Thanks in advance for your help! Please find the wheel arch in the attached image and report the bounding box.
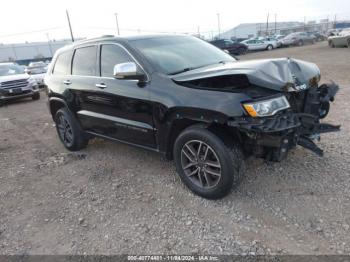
[49,97,69,120]
[164,118,242,160]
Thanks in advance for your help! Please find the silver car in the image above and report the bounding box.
[328,29,350,47]
[241,39,277,51]
[0,63,40,106]
[280,32,315,46]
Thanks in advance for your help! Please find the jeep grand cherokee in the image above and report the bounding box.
[45,35,339,199]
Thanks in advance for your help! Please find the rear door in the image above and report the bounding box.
[76,43,156,148]
[256,40,267,49]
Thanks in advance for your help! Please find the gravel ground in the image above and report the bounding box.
[0,42,349,255]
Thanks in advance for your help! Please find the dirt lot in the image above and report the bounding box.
[1,42,350,255]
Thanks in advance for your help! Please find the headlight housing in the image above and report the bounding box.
[242,96,290,117]
[28,78,37,85]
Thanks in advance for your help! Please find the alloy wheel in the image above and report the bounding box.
[57,114,74,147]
[181,140,222,189]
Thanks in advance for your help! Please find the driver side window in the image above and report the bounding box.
[100,44,134,77]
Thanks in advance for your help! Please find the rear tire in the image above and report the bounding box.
[298,40,304,46]
[32,92,40,100]
[347,39,350,48]
[173,126,244,199]
[54,108,88,151]
[329,41,335,48]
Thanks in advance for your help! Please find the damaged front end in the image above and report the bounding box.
[228,82,340,161]
[173,57,340,161]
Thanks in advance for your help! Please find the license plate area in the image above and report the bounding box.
[7,88,22,94]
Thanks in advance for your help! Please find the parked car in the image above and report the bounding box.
[45,35,339,199]
[257,36,280,48]
[210,39,248,55]
[0,62,40,106]
[328,29,350,47]
[241,39,277,51]
[26,61,48,88]
[308,31,327,41]
[271,35,285,47]
[280,32,315,46]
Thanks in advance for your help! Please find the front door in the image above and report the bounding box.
[73,43,156,149]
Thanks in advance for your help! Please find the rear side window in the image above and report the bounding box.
[72,46,97,76]
[100,44,133,77]
[53,51,71,75]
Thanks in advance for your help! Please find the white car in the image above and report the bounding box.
[26,61,47,88]
[241,39,277,51]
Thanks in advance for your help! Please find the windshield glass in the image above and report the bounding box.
[29,67,47,74]
[0,64,25,76]
[130,36,235,75]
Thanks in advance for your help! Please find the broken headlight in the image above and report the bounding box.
[242,96,290,117]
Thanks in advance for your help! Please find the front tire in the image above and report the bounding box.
[32,92,40,100]
[266,44,273,50]
[298,40,304,46]
[54,108,88,151]
[173,126,244,199]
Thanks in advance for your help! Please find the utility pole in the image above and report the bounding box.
[197,26,200,37]
[266,13,269,36]
[304,16,306,32]
[46,33,53,57]
[114,13,120,36]
[66,10,74,42]
[334,14,337,29]
[274,14,277,34]
[217,13,221,39]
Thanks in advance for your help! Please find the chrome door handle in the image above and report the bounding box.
[63,80,71,85]
[95,83,107,89]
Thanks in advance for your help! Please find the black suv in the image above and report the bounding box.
[210,39,248,55]
[46,35,339,199]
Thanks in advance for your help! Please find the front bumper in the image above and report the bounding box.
[228,83,340,161]
[0,88,39,101]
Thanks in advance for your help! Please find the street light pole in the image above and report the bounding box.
[114,13,120,36]
[217,13,221,39]
[266,13,269,35]
[275,14,277,34]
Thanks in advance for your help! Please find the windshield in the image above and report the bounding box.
[0,64,25,76]
[130,36,235,75]
[29,66,47,74]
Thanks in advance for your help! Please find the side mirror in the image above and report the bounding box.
[113,62,146,82]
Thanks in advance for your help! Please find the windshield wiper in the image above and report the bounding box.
[168,61,233,75]
[168,67,199,75]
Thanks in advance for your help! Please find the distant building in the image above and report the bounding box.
[220,22,304,40]
[0,39,74,65]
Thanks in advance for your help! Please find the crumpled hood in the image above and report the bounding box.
[172,58,321,91]
[0,74,29,83]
